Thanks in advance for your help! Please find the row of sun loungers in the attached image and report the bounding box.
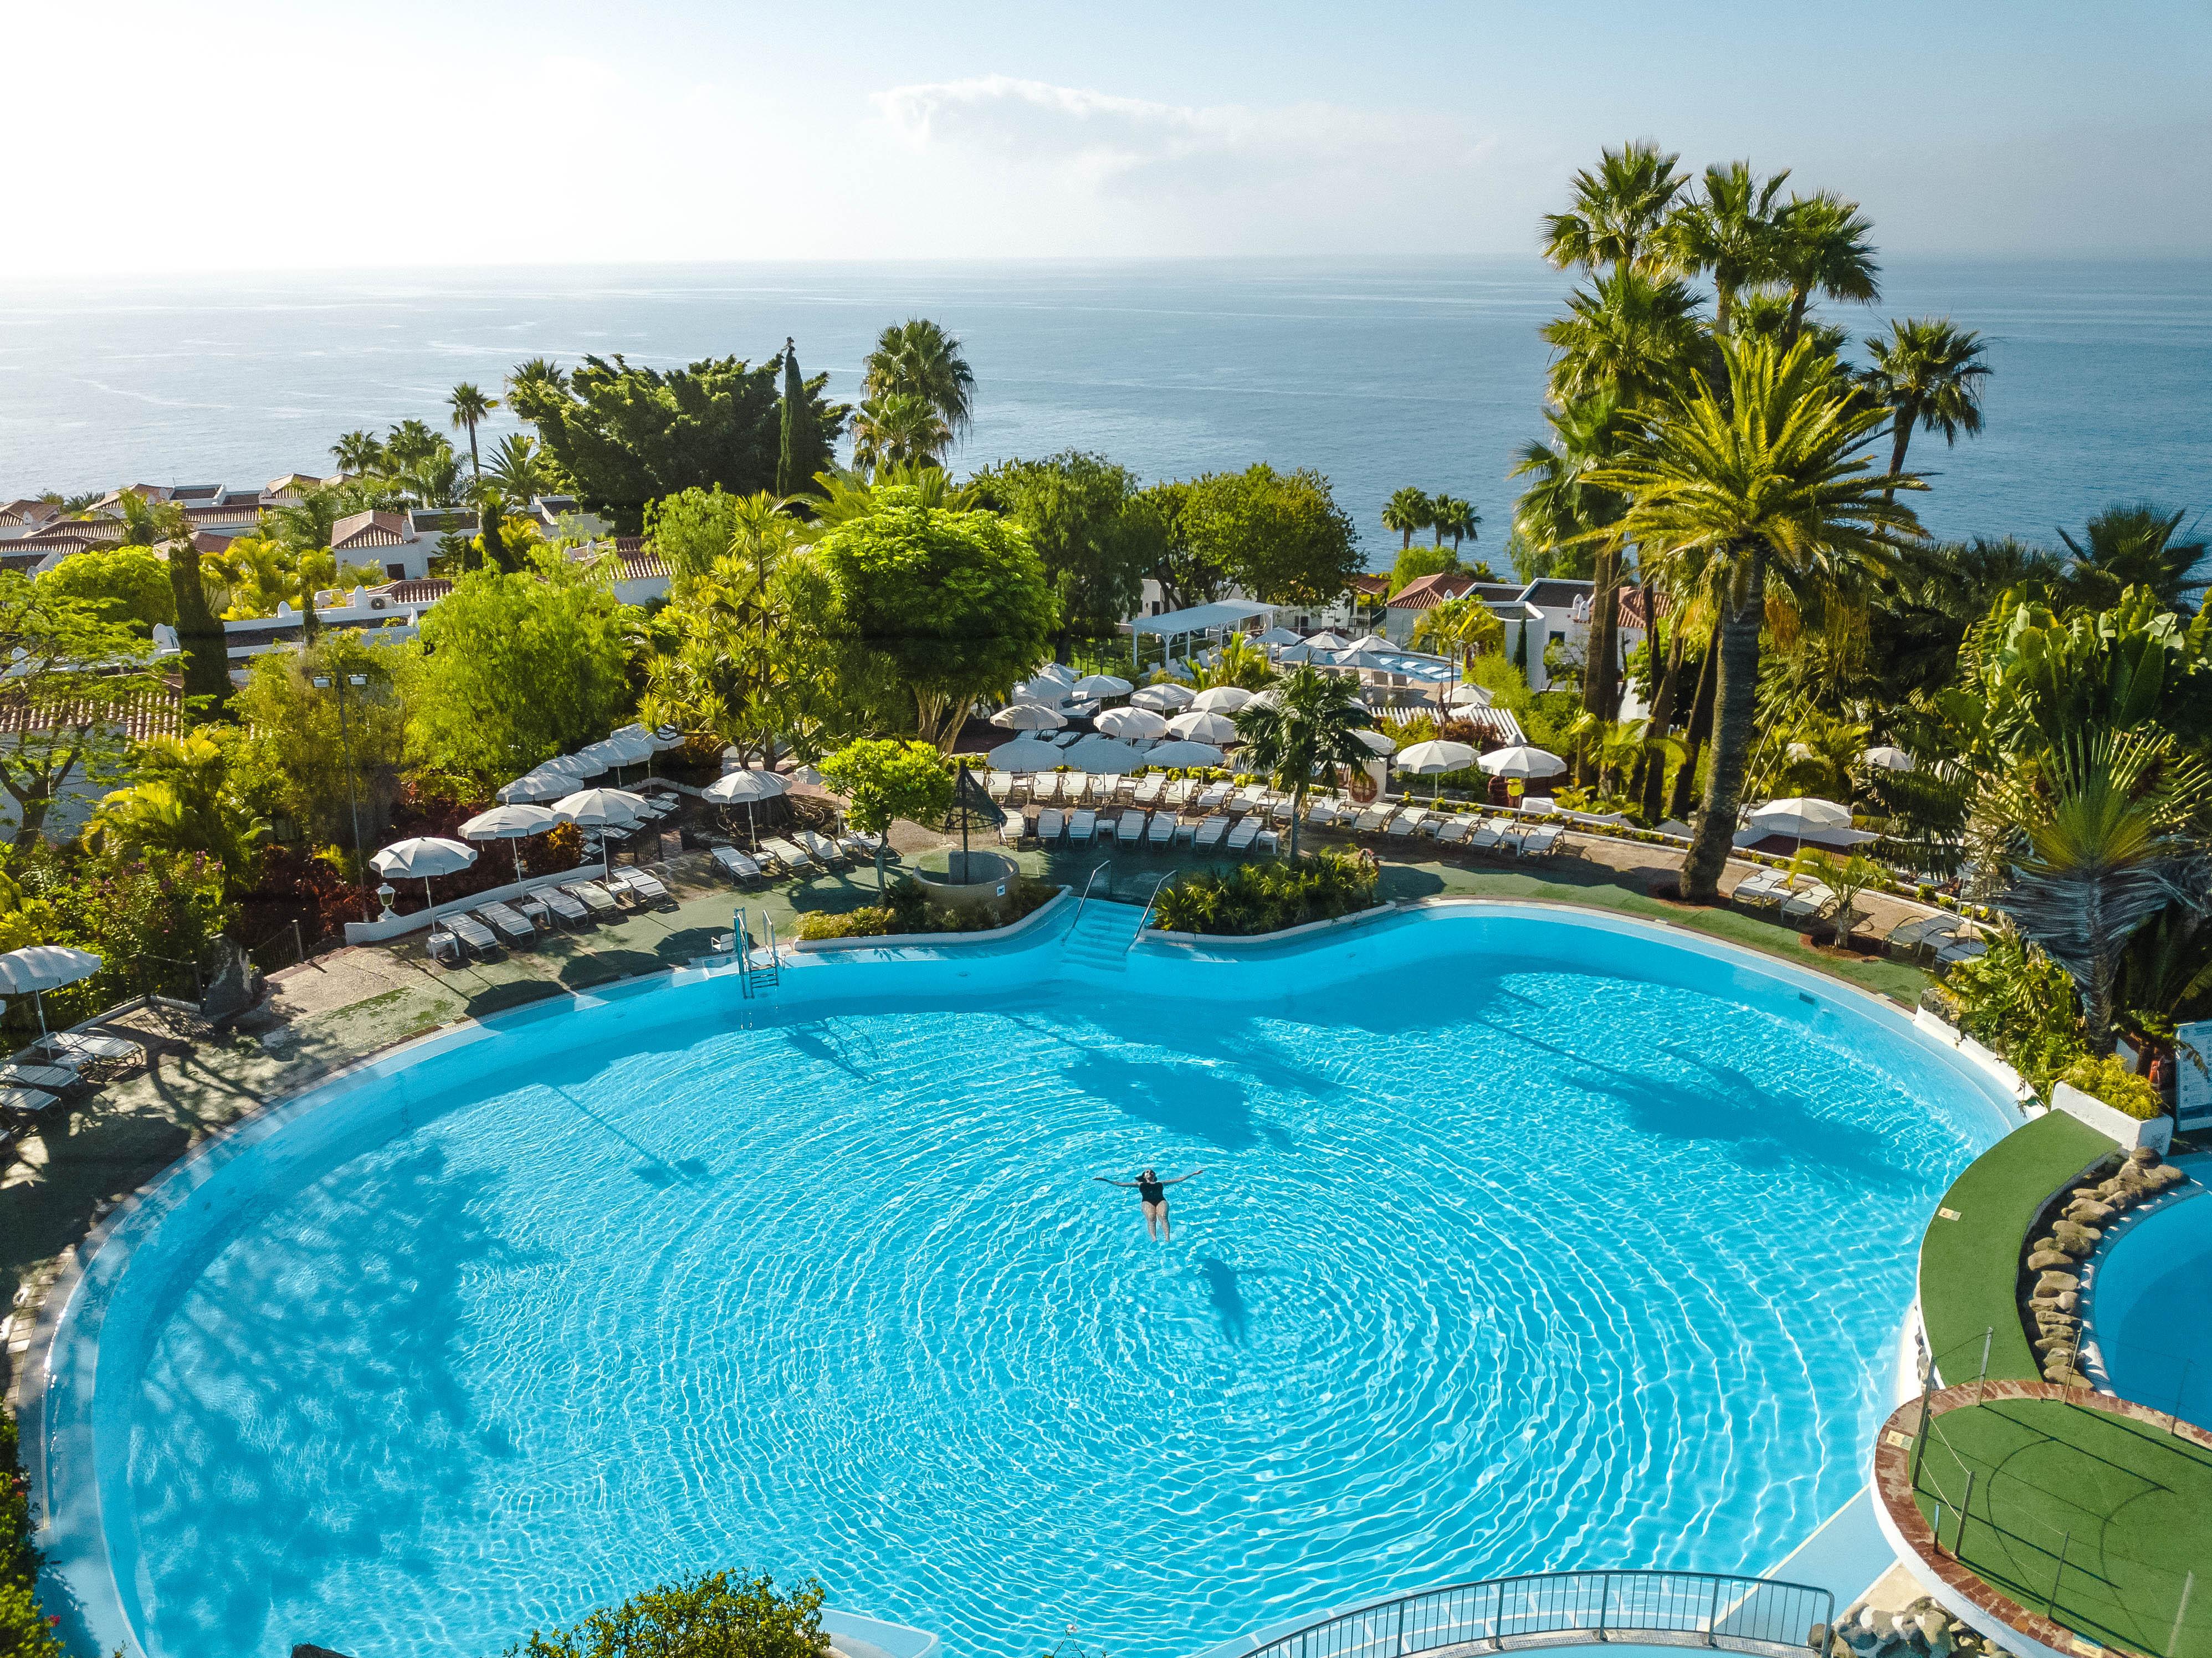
[426,871,677,963]
[706,828,881,887]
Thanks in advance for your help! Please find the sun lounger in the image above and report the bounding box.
[1354,805,1392,832]
[1779,882,1836,923]
[712,845,764,884]
[797,829,848,866]
[475,902,536,946]
[1067,808,1098,845]
[1115,810,1144,845]
[763,836,818,871]
[1387,810,1425,839]
[1519,795,1558,816]
[999,811,1026,846]
[1037,772,1067,804]
[1194,783,1231,812]
[1133,774,1165,806]
[1435,817,1472,846]
[1936,935,1988,967]
[444,913,501,955]
[987,770,1015,800]
[1731,867,1791,907]
[1468,820,1503,851]
[1306,797,1339,829]
[1093,775,1125,804]
[1518,825,1566,857]
[1193,816,1228,852]
[1036,807,1064,842]
[611,868,673,907]
[0,1086,60,1117]
[34,1030,140,1065]
[1166,778,1196,807]
[0,1063,81,1094]
[1147,810,1175,847]
[1888,913,1959,952]
[562,880,621,915]
[1226,816,1261,854]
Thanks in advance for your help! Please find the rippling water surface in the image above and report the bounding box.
[118,951,1994,1658]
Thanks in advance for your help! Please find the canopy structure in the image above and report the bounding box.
[1072,673,1132,699]
[1353,728,1398,756]
[496,772,570,805]
[1478,745,1567,780]
[942,765,1007,875]
[371,836,479,915]
[1862,745,1917,772]
[1739,795,1877,852]
[1126,599,1278,667]
[991,703,1067,732]
[703,767,788,847]
[1166,710,1238,744]
[1253,627,1303,647]
[1147,740,1225,768]
[1061,735,1148,774]
[536,753,603,780]
[1191,686,1253,713]
[557,788,652,878]
[1095,705,1169,740]
[459,803,570,879]
[1396,739,1479,802]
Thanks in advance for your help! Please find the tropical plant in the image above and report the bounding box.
[849,391,952,473]
[484,432,552,503]
[860,318,975,446]
[85,732,268,890]
[817,738,954,889]
[1945,930,2086,1092]
[1195,634,1276,692]
[1381,487,1433,549]
[1540,267,1708,408]
[1771,191,1880,342]
[1588,332,1927,900]
[1389,543,1461,595]
[2057,1053,2163,1120]
[1861,319,1989,502]
[2058,503,2208,613]
[1782,846,1884,938]
[1540,140,1688,275]
[447,382,498,482]
[1410,596,1504,666]
[1430,495,1480,549]
[330,429,386,474]
[1231,664,1378,861]
[1660,161,1792,335]
[232,634,409,855]
[503,1569,828,1658]
[38,545,176,633]
[1153,850,1379,936]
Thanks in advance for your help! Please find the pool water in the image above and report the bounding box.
[59,911,2010,1658]
[2090,1189,2212,1427]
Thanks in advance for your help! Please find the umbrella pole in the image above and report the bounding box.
[34,990,46,1037]
[423,877,434,918]
[514,841,526,882]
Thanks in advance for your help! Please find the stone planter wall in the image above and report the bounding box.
[2015,1144,2187,1385]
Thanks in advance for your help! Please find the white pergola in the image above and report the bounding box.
[1125,599,1278,667]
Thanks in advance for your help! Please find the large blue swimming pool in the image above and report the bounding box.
[43,905,2015,1658]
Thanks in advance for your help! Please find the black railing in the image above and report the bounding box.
[1248,1571,1834,1658]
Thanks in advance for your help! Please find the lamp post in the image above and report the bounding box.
[312,670,371,916]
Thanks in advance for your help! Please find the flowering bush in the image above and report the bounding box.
[1152,851,1380,936]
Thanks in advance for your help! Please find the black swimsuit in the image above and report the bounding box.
[1137,1177,1166,1205]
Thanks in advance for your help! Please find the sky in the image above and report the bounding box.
[6,0,2209,275]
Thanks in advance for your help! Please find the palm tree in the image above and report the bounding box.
[383,418,444,472]
[1589,334,1927,900]
[1660,161,1791,335]
[447,382,498,482]
[1514,394,1630,714]
[1541,267,1708,409]
[1977,729,2212,1053]
[1411,597,1503,667]
[330,429,386,474]
[1232,664,1378,862]
[1382,487,1433,550]
[486,432,550,503]
[1773,191,1880,342]
[1429,495,1479,549]
[509,357,567,396]
[2057,504,2208,612]
[1540,141,1689,275]
[862,319,975,445]
[849,392,953,474]
[1861,319,1989,500]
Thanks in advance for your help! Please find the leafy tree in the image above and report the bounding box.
[472,492,542,575]
[232,633,411,858]
[448,382,498,482]
[0,576,168,846]
[1591,334,1926,900]
[2058,503,2208,613]
[1195,634,1276,691]
[646,485,747,582]
[815,489,1057,750]
[775,336,820,497]
[1381,487,1433,550]
[39,545,176,633]
[970,452,1164,649]
[85,731,268,891]
[330,428,386,473]
[1389,544,1461,595]
[1660,161,1793,335]
[165,529,232,720]
[486,432,553,503]
[1862,318,1990,502]
[861,319,975,444]
[405,550,637,786]
[509,353,847,531]
[818,738,953,889]
[1540,140,1689,275]
[1182,464,1360,610]
[504,1569,828,1658]
[1136,480,1228,612]
[1232,664,1378,861]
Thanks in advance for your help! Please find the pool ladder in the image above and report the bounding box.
[736,909,781,1000]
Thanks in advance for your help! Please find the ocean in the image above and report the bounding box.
[2,258,2206,567]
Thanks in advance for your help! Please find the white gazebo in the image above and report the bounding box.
[1125,599,1278,668]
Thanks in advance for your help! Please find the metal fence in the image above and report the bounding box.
[1250,1572,1834,1658]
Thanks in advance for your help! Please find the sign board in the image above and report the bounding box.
[2177,1019,2212,1126]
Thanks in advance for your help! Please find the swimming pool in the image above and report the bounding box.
[2088,1188,2212,1427]
[40,904,2017,1658]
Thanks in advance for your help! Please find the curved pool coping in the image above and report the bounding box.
[27,897,2027,1658]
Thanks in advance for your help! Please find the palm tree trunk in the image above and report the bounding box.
[1882,406,1913,505]
[1683,571,1765,902]
[1784,285,1810,344]
[1635,620,1687,822]
[468,421,481,480]
[1667,622,1722,823]
[1583,546,1621,723]
[1288,782,1304,863]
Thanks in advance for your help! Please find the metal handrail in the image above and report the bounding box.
[1243,1570,1834,1658]
[765,914,780,972]
[1128,872,1173,952]
[1072,861,1113,924]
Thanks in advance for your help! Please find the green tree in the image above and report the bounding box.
[815,490,1057,750]
[1430,495,1479,550]
[1862,318,1989,502]
[1541,267,1708,408]
[1389,544,1461,594]
[861,319,975,444]
[39,545,176,633]
[1590,334,1926,900]
[1185,464,1360,610]
[776,336,816,498]
[405,550,637,786]
[818,738,954,889]
[2058,504,2208,613]
[330,428,386,474]
[504,1569,828,1658]
[971,452,1164,650]
[1381,487,1433,550]
[1660,161,1792,335]
[232,634,411,856]
[84,731,268,891]
[646,485,748,582]
[1232,664,1378,861]
[485,432,552,503]
[1773,191,1879,343]
[1137,480,1229,612]
[509,352,847,531]
[448,381,498,482]
[1411,595,1505,665]
[166,528,232,720]
[1540,140,1689,275]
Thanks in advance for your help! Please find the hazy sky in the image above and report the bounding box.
[9,0,2208,274]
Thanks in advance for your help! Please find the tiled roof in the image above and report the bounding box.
[1617,587,1672,629]
[1522,577,1594,610]
[331,509,408,550]
[0,500,59,528]
[612,549,668,580]
[184,501,260,524]
[0,552,47,574]
[382,578,453,605]
[1348,572,1390,596]
[190,531,231,554]
[408,507,477,535]
[1386,571,1478,612]
[0,678,182,742]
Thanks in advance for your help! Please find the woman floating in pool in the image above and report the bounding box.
[1095,1166,1204,1242]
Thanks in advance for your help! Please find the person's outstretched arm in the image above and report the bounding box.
[1165,1168,1206,1187]
[1093,1175,1135,1187]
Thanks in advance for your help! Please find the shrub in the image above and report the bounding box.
[1946,933,2086,1094]
[795,905,896,940]
[1152,851,1380,937]
[2060,1054,2164,1122]
[505,1568,827,1658]
[1,1408,65,1658]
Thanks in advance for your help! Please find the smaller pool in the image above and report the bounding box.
[2090,1187,2212,1428]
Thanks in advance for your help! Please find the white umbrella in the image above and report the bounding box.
[986,736,1064,772]
[1095,705,1169,740]
[614,722,688,755]
[1013,677,1070,706]
[555,789,651,879]
[1192,686,1254,713]
[1073,673,1133,699]
[1353,728,1398,756]
[1146,740,1226,769]
[536,753,604,779]
[1254,627,1303,647]
[1131,682,1195,713]
[371,836,478,915]
[0,944,102,1036]
[789,764,825,787]
[1396,738,1479,802]
[1862,745,1917,772]
[1243,688,1282,710]
[1445,684,1494,709]
[1346,633,1395,653]
[1166,709,1238,744]
[459,802,570,880]
[580,734,654,783]
[1036,661,1077,685]
[1062,735,1148,774]
[496,772,570,805]
[1744,795,1865,856]
[1478,745,1568,780]
[1305,631,1349,649]
[703,768,789,847]
[991,703,1068,731]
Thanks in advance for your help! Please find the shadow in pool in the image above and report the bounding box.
[1064,1053,1286,1150]
[1191,1253,1284,1345]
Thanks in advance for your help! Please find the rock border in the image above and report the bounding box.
[2013,1145,2188,1386]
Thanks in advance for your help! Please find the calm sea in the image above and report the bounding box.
[1,258,2206,566]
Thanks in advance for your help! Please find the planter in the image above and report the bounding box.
[909,850,1020,911]
[2052,1079,2172,1154]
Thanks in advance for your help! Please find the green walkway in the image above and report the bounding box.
[1918,1112,2116,1383]
[1913,1395,2210,1657]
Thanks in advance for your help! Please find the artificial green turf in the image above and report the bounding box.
[1913,1396,2212,1657]
[1917,1112,2116,1384]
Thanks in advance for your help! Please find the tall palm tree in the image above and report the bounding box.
[1589,334,1927,900]
[1411,596,1503,667]
[509,357,567,396]
[1861,318,1989,500]
[1773,192,1880,343]
[1515,394,1631,715]
[1382,487,1433,550]
[1541,267,1708,409]
[486,432,550,504]
[447,382,498,482]
[861,319,975,445]
[1232,664,1378,862]
[2057,504,2208,612]
[1540,141,1689,275]
[1660,162,1792,336]
[1429,495,1480,549]
[330,429,386,474]
[849,392,953,473]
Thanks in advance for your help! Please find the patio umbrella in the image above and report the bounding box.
[703,767,789,848]
[1062,735,1148,774]
[1445,684,1494,709]
[1353,728,1398,756]
[985,736,1064,772]
[942,765,1006,881]
[459,802,570,881]
[555,788,652,879]
[1036,661,1077,684]
[1073,673,1133,699]
[581,733,654,783]
[613,722,688,754]
[1243,688,1282,710]
[1304,631,1348,649]
[371,836,479,916]
[1744,795,1862,856]
[0,944,102,1036]
[1131,682,1195,713]
[1345,633,1395,653]
[1146,740,1226,768]
[1192,686,1253,713]
[1013,676,1071,705]
[536,753,604,779]
[1254,627,1303,647]
[1395,739,1479,802]
[1478,745,1567,779]
[496,771,570,805]
[991,703,1068,731]
[1862,745,1917,772]
[1095,705,1169,740]
[1166,710,1238,744]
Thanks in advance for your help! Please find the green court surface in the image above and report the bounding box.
[1913,1396,2211,1657]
